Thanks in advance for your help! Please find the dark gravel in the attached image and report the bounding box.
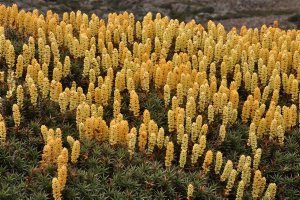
[1,0,300,29]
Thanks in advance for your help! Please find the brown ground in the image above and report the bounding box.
[2,0,300,29]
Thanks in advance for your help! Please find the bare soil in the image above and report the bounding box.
[2,0,300,29]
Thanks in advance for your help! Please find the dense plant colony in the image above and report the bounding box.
[0,4,299,200]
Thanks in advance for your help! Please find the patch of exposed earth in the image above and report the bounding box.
[1,0,300,29]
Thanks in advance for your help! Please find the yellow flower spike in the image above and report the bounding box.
[176,124,184,144]
[176,83,184,105]
[249,131,257,154]
[230,109,238,125]
[69,90,79,110]
[200,124,208,136]
[198,92,206,113]
[273,74,281,91]
[202,150,213,174]
[62,56,71,78]
[234,71,242,89]
[154,37,161,55]
[181,133,188,152]
[261,86,270,104]
[242,100,250,123]
[290,104,297,128]
[15,55,23,78]
[52,177,62,200]
[96,105,103,118]
[154,67,163,90]
[128,127,137,159]
[135,21,142,40]
[236,180,245,200]
[93,87,101,106]
[113,100,121,119]
[129,90,140,117]
[213,93,220,112]
[112,48,119,69]
[54,137,63,159]
[167,109,175,133]
[191,122,198,143]
[6,44,15,69]
[165,141,174,168]
[222,106,229,126]
[257,118,266,138]
[16,85,24,108]
[187,39,194,57]
[40,125,48,143]
[108,123,116,146]
[58,92,68,114]
[51,40,60,60]
[88,83,95,100]
[291,79,298,102]
[171,96,178,112]
[139,110,150,127]
[41,144,51,168]
[115,72,125,91]
[90,104,97,117]
[196,115,202,134]
[214,151,223,175]
[253,87,261,102]
[65,136,75,149]
[100,83,109,106]
[208,105,214,124]
[127,25,134,44]
[277,125,285,146]
[71,140,80,164]
[29,83,38,106]
[192,55,198,70]
[264,183,277,200]
[0,115,6,145]
[269,119,277,140]
[187,183,194,200]
[241,163,251,186]
[83,56,90,77]
[237,155,246,172]
[58,165,67,191]
[147,132,156,154]
[191,143,200,167]
[164,84,170,108]
[53,65,62,82]
[297,66,300,81]
[121,32,127,47]
[226,169,237,192]
[248,50,255,73]
[229,89,239,109]
[220,160,233,182]
[12,104,21,127]
[156,128,165,150]
[244,71,251,92]
[148,120,158,136]
[141,70,150,92]
[185,117,192,135]
[215,39,223,63]
[198,135,206,156]
[138,130,147,152]
[252,170,262,199]
[221,61,227,78]
[253,148,262,171]
[219,125,226,143]
[127,77,135,91]
[179,149,187,168]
